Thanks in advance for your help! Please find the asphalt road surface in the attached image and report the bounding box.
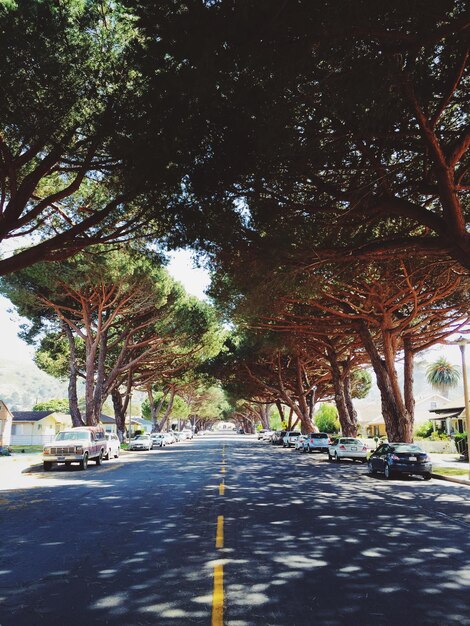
[0,433,469,626]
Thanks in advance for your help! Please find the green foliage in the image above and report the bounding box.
[33,399,69,412]
[350,369,372,399]
[415,421,434,439]
[315,403,340,434]
[141,393,189,421]
[426,358,460,393]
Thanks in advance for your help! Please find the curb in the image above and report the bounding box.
[431,473,470,486]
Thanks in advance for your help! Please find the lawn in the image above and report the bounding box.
[9,445,43,453]
[432,467,469,477]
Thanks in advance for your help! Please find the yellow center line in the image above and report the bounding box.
[219,481,225,496]
[221,465,225,473]
[216,514,224,548]
[211,564,224,626]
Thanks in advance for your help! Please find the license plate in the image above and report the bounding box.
[409,456,417,461]
[57,456,65,461]
[350,447,357,451]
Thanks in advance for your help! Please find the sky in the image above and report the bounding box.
[0,248,467,366]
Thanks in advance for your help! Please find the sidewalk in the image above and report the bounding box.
[428,452,470,486]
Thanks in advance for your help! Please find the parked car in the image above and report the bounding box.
[42,426,106,471]
[305,432,331,453]
[295,434,309,451]
[172,431,182,442]
[262,430,274,441]
[271,430,287,445]
[282,431,301,448]
[182,429,193,439]
[128,435,152,451]
[165,432,176,444]
[368,442,432,479]
[257,429,268,440]
[150,433,166,448]
[104,433,121,460]
[328,437,369,462]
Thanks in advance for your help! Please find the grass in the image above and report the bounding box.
[433,467,469,477]
[9,445,44,453]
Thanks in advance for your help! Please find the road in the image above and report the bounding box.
[0,433,469,626]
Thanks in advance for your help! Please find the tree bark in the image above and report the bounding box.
[64,324,84,427]
[355,321,412,442]
[326,345,357,436]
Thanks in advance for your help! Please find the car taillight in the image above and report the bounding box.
[339,445,346,450]
[390,454,400,461]
[362,446,368,451]
[75,446,84,453]
[43,449,50,455]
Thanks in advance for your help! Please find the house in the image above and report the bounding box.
[0,400,13,448]
[100,414,117,434]
[429,399,467,435]
[11,411,73,446]
[356,393,453,438]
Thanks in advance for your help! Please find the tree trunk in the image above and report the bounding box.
[326,345,357,436]
[343,373,359,437]
[147,386,167,433]
[64,324,84,427]
[158,387,176,432]
[403,337,416,425]
[356,321,413,442]
[111,389,126,440]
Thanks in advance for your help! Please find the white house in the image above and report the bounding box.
[11,411,73,446]
[0,400,13,448]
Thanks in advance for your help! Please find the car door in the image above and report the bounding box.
[371,445,385,470]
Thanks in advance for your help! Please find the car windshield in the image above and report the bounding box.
[55,431,89,441]
[392,444,423,453]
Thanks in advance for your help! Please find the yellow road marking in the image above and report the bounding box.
[211,564,224,626]
[216,515,224,548]
[221,465,225,473]
[219,481,225,496]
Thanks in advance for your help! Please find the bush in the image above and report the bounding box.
[415,421,434,438]
[315,403,340,434]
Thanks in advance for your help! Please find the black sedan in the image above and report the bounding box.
[368,442,432,480]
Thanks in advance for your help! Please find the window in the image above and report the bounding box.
[430,401,437,409]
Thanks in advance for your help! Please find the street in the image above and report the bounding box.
[0,433,470,626]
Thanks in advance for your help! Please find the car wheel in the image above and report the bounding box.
[79,453,88,470]
[368,460,376,474]
[115,449,120,458]
[43,461,53,471]
[328,453,333,461]
[104,451,110,461]
[423,473,432,481]
[95,451,103,466]
[384,464,393,479]
[334,452,340,462]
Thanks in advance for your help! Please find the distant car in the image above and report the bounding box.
[305,432,331,453]
[128,435,152,451]
[172,431,182,442]
[295,434,309,451]
[257,429,268,440]
[368,442,432,480]
[262,430,274,441]
[104,433,120,460]
[282,431,301,448]
[163,432,175,445]
[328,437,368,462]
[182,429,193,439]
[271,430,287,445]
[150,434,165,448]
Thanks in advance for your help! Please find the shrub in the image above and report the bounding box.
[415,421,434,438]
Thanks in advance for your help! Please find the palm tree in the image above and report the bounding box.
[426,358,460,398]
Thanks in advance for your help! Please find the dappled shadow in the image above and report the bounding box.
[222,440,470,626]
[0,434,469,625]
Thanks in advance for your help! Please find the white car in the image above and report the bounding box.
[282,431,301,448]
[328,437,369,462]
[150,433,166,448]
[104,433,121,459]
[182,429,193,439]
[294,434,308,451]
[128,435,152,451]
[163,432,176,444]
[262,430,274,441]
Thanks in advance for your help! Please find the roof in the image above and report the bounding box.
[100,414,116,424]
[12,411,55,422]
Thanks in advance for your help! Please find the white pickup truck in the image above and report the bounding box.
[42,426,106,471]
